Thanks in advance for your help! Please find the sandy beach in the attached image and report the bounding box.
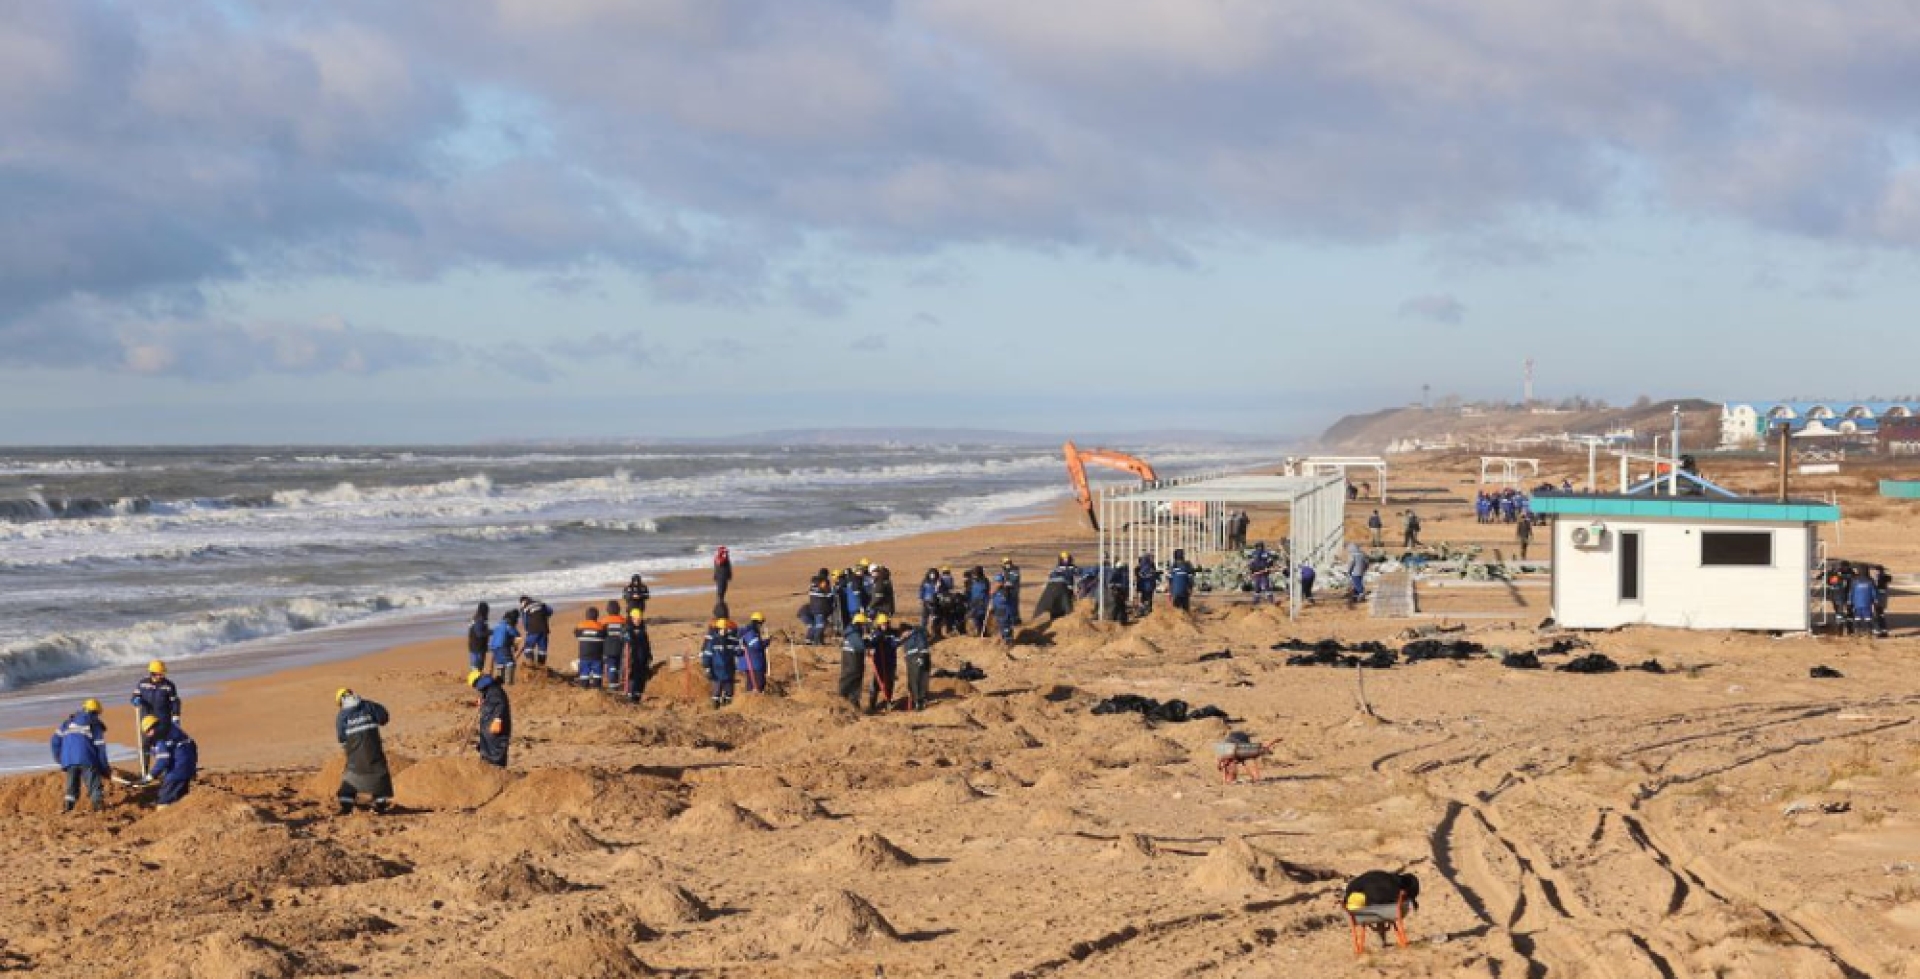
[5,452,1919,978]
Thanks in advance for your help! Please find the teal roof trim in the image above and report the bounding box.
[1883,480,1920,500]
[1531,493,1840,523]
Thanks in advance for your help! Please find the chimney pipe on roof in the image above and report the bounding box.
[1777,422,1791,502]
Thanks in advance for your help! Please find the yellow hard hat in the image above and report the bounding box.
[713,618,730,629]
[466,669,484,687]
[852,613,869,625]
[749,612,764,623]
[1059,551,1071,560]
[1346,892,1368,911]
[875,614,890,626]
[141,715,161,733]
[82,698,101,713]
[335,688,352,704]
[628,608,644,622]
[858,558,870,567]
[147,660,166,675]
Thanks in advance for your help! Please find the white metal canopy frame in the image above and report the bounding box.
[1093,472,1348,621]
[1283,456,1388,503]
[1478,456,1540,485]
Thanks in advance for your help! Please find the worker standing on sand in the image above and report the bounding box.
[1874,568,1893,637]
[50,699,109,812]
[489,609,521,685]
[334,688,393,815]
[902,623,933,709]
[867,614,899,711]
[145,716,197,807]
[1001,557,1023,615]
[1033,553,1077,622]
[701,618,741,708]
[1402,510,1422,549]
[966,568,991,636]
[1167,549,1195,612]
[989,576,1016,643]
[839,613,870,709]
[1248,543,1276,605]
[131,660,181,773]
[624,604,654,702]
[466,602,490,672]
[469,670,511,767]
[1299,563,1317,604]
[741,613,769,694]
[1134,553,1160,614]
[713,546,734,604]
[807,571,834,645]
[601,600,627,692]
[520,597,552,669]
[623,573,651,613]
[870,567,896,617]
[1347,544,1371,604]
[1516,517,1533,561]
[1850,572,1879,637]
[574,608,605,688]
[1368,510,1383,548]
[917,569,940,636]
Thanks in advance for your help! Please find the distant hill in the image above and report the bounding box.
[1319,399,1719,453]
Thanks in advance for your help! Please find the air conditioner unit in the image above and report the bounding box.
[1570,524,1607,548]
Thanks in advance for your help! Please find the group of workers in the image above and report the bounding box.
[1475,489,1535,525]
[48,660,197,812]
[1827,562,1894,638]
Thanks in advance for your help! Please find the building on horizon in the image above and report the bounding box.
[1719,400,1920,449]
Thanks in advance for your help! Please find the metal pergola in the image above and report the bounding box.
[1094,472,1348,621]
[1283,456,1388,503]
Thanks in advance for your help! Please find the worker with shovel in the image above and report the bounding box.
[50,699,110,812]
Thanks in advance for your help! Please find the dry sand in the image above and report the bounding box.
[5,452,1920,978]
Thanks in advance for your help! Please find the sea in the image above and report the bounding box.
[0,442,1268,765]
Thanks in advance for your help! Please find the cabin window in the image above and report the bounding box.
[1701,531,1772,567]
[1619,532,1641,601]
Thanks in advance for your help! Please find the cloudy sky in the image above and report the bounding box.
[5,1,1920,443]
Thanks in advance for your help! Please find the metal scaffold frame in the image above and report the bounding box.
[1094,472,1348,622]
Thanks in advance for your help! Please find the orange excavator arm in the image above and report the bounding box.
[1064,441,1158,531]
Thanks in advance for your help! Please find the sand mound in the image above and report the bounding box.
[0,772,70,816]
[249,908,397,948]
[393,755,512,810]
[804,830,920,872]
[476,902,653,978]
[881,774,984,808]
[737,784,828,826]
[612,849,670,875]
[1099,731,1188,767]
[1187,836,1337,894]
[475,814,610,856]
[451,854,576,902]
[771,889,902,956]
[668,800,771,836]
[129,786,267,839]
[488,767,603,815]
[1135,611,1203,639]
[143,932,299,979]
[629,881,712,926]
[146,819,409,897]
[300,752,414,803]
[1105,634,1163,658]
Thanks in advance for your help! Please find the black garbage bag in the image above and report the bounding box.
[932,662,987,681]
[1285,648,1344,667]
[1270,638,1319,652]
[1351,640,1392,655]
[1810,665,1844,679]
[1501,650,1542,669]
[1197,650,1233,663]
[1358,649,1398,669]
[1090,693,1228,723]
[1632,659,1666,674]
[1558,653,1620,674]
[1403,639,1485,663]
[1539,638,1587,655]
